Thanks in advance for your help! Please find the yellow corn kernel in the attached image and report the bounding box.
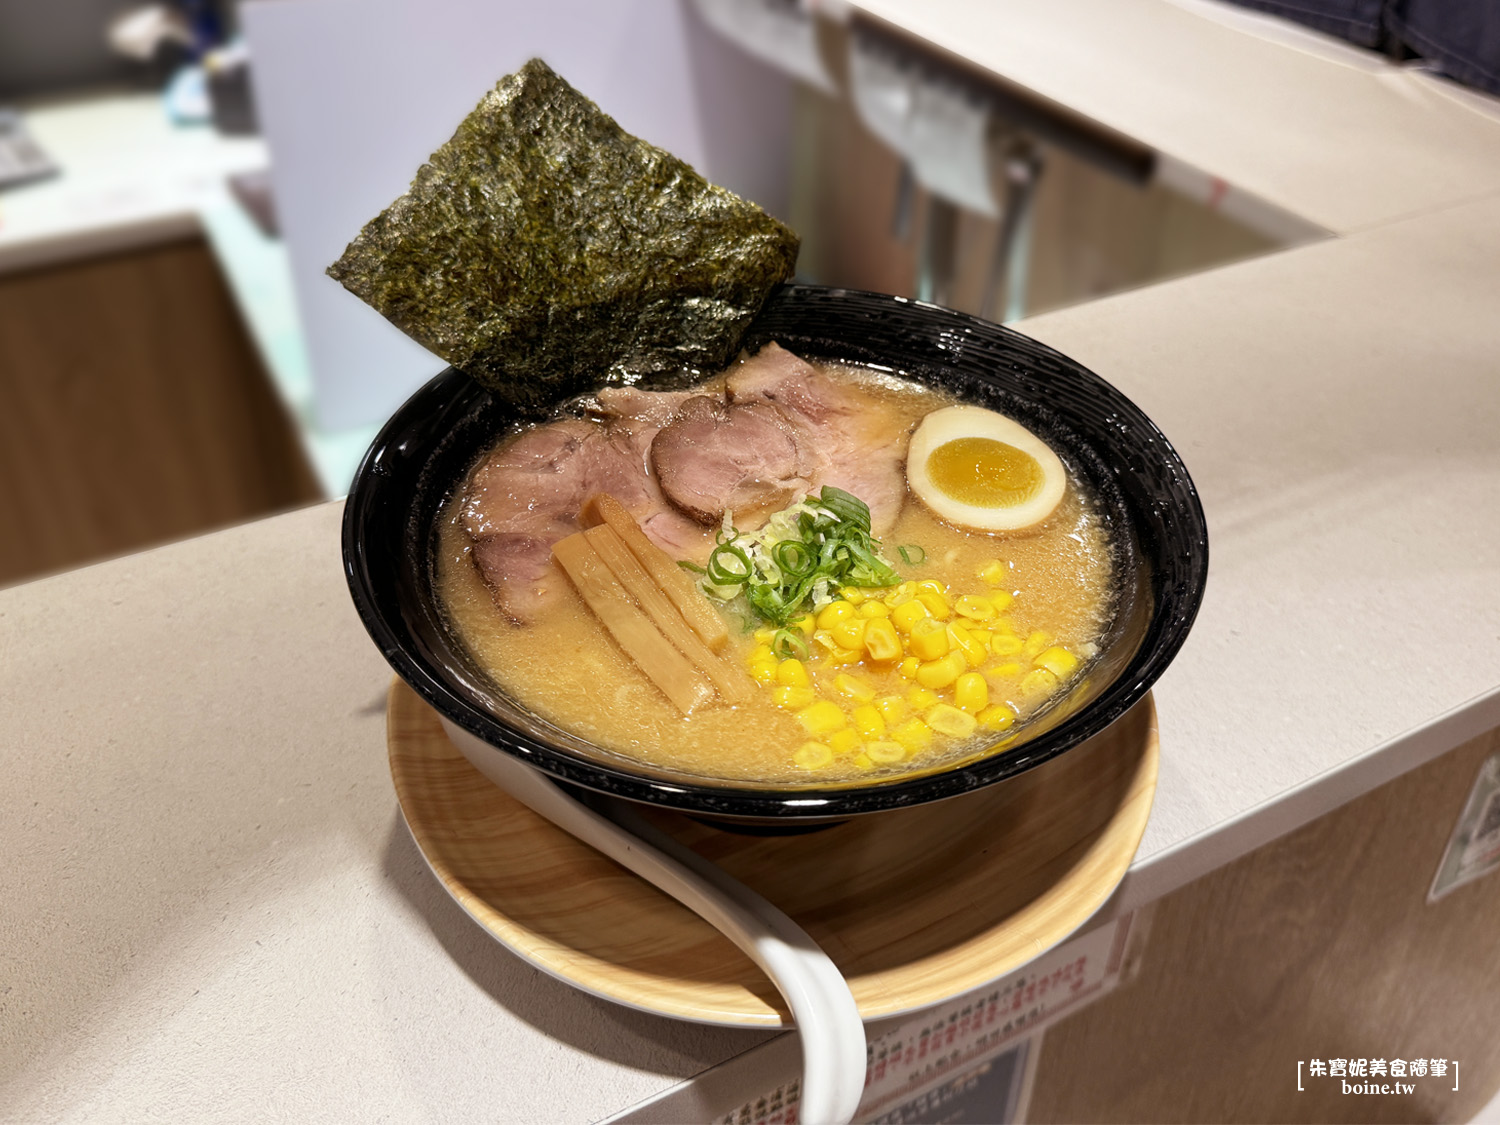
[966,628,992,646]
[816,601,855,630]
[977,703,1016,731]
[797,699,848,735]
[1020,668,1059,698]
[793,742,833,769]
[840,587,867,605]
[772,684,816,709]
[886,583,917,609]
[954,672,989,713]
[991,662,1025,678]
[865,740,907,764]
[891,599,930,635]
[876,695,910,723]
[891,718,934,753]
[991,615,1017,634]
[916,651,967,690]
[852,704,887,739]
[926,703,978,739]
[830,616,867,650]
[1023,630,1052,659]
[916,592,952,620]
[916,580,947,598]
[863,618,903,662]
[828,728,862,756]
[947,623,987,668]
[906,685,941,710]
[815,631,864,662]
[977,560,1007,585]
[908,618,950,661]
[776,658,811,687]
[1035,646,1080,680]
[749,643,775,663]
[988,589,1015,613]
[851,752,875,771]
[792,614,815,635]
[835,673,876,703]
[858,600,892,619]
[990,633,1024,657]
[897,656,920,680]
[940,648,971,681]
[954,595,996,622]
[753,627,777,645]
[750,660,778,685]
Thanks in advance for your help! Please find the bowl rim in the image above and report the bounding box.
[342,284,1207,819]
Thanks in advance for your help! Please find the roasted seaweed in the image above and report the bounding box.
[328,58,799,411]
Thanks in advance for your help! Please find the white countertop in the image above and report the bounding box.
[0,505,767,1123]
[0,93,266,276]
[1024,190,1500,910]
[850,0,1500,234]
[4,9,1500,1123]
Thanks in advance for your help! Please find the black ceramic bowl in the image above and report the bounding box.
[344,285,1207,826]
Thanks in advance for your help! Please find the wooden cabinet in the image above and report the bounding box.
[0,238,321,587]
[1028,728,1500,1123]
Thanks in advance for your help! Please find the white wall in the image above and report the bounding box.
[243,0,793,431]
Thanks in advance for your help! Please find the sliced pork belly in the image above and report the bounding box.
[594,385,699,426]
[461,343,910,620]
[651,396,813,527]
[461,416,706,622]
[725,342,910,535]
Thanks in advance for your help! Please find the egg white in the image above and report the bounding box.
[906,405,1067,532]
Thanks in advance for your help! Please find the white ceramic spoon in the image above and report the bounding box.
[440,719,868,1125]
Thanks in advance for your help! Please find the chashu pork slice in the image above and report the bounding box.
[650,395,815,528]
[462,344,910,621]
[722,342,911,535]
[461,413,707,622]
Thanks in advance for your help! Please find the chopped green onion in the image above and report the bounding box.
[682,485,904,628]
[898,545,926,565]
[771,628,809,660]
[772,538,815,580]
[706,542,752,587]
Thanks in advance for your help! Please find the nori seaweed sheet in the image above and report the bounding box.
[327,58,799,411]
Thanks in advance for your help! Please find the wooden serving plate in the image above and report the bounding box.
[388,681,1158,1026]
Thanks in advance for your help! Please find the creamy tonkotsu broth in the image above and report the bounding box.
[434,359,1115,786]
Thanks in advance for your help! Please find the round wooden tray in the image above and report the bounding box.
[388,680,1158,1027]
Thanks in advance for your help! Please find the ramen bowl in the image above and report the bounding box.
[343,285,1207,828]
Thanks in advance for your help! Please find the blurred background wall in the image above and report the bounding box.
[1,0,149,97]
[0,0,235,97]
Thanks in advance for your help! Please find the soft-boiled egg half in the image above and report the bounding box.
[906,405,1067,532]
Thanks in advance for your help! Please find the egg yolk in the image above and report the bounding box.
[927,437,1044,508]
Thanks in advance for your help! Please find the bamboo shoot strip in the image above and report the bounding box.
[583,524,752,706]
[580,493,729,652]
[551,532,715,715]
